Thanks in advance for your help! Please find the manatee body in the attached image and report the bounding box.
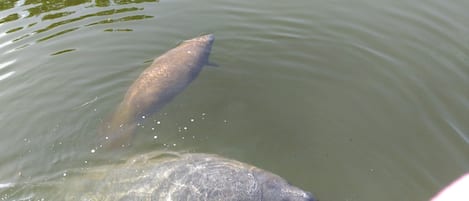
[67,152,316,201]
[100,34,215,148]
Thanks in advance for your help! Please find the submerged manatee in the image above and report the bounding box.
[67,152,316,201]
[100,34,215,148]
[90,34,316,201]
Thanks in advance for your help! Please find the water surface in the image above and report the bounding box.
[1,0,469,200]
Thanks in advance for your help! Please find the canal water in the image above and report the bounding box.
[1,0,469,200]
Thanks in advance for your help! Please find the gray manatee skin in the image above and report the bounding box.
[100,34,215,149]
[72,152,316,201]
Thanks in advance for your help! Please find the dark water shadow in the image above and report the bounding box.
[0,0,158,56]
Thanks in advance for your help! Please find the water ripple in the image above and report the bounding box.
[0,71,15,82]
[0,60,16,82]
[0,0,159,56]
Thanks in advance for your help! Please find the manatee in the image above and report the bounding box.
[64,152,316,201]
[100,34,215,148]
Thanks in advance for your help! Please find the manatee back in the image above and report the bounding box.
[151,153,262,200]
[73,153,315,201]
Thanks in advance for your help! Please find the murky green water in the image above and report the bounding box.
[1,0,469,200]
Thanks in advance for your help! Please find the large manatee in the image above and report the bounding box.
[100,34,215,148]
[65,152,316,201]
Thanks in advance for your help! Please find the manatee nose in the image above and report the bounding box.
[304,192,317,201]
[203,34,214,42]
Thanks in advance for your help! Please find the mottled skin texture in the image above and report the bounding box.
[100,34,215,148]
[69,152,316,201]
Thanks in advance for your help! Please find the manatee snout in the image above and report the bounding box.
[293,191,316,201]
[191,33,214,43]
[254,170,317,201]
[304,192,316,201]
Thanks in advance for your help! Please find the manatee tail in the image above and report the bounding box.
[98,110,138,149]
